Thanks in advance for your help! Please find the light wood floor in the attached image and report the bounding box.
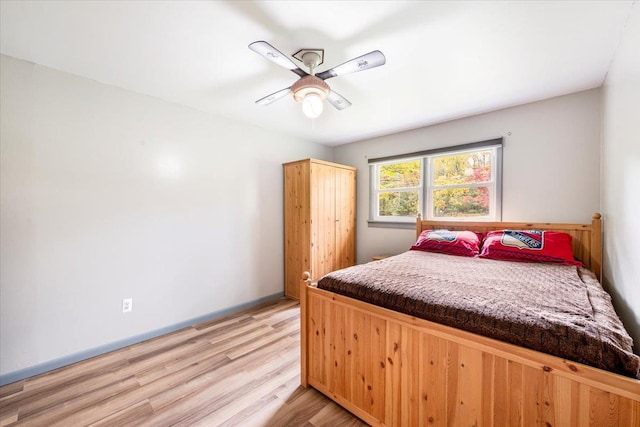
[0,298,366,427]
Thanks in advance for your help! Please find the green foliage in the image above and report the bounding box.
[379,191,419,217]
[432,151,491,217]
[377,150,492,218]
[379,160,421,189]
[433,151,491,185]
[433,187,489,217]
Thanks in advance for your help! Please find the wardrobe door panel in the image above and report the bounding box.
[284,161,310,299]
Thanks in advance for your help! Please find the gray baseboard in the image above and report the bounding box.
[0,292,285,386]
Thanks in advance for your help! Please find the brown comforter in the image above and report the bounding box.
[318,250,640,379]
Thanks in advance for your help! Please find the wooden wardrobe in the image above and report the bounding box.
[283,159,356,299]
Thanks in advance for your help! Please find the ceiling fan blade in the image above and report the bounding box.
[249,41,308,77]
[327,90,352,110]
[316,50,386,80]
[255,87,291,106]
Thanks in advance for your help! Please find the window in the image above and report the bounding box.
[369,139,502,223]
[373,158,422,220]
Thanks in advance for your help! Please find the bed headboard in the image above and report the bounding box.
[416,213,602,281]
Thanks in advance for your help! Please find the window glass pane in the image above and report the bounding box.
[379,160,421,189]
[432,187,490,218]
[379,191,419,217]
[433,151,492,185]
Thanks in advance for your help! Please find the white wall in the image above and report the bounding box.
[601,3,640,352]
[0,55,332,376]
[333,89,602,264]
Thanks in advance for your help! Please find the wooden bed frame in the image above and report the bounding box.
[299,213,640,426]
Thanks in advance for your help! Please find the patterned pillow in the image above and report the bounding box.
[478,230,581,266]
[410,230,482,257]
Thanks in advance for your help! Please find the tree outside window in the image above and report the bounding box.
[431,150,492,218]
[377,160,421,217]
[370,144,501,222]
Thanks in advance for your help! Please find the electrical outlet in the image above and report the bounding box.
[122,298,133,313]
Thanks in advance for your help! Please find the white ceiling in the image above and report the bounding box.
[0,1,634,146]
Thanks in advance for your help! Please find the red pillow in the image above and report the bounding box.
[410,230,482,257]
[478,230,581,266]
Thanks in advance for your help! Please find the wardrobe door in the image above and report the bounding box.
[310,162,337,282]
[283,161,310,299]
[335,167,356,270]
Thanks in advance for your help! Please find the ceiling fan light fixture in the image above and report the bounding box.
[302,93,324,118]
[291,75,329,118]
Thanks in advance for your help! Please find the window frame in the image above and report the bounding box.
[368,139,503,226]
[370,156,424,223]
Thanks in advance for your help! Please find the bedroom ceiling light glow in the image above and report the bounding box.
[301,93,323,118]
[291,75,329,119]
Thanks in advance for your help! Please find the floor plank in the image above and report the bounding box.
[0,298,364,426]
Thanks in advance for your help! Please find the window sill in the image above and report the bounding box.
[367,220,416,230]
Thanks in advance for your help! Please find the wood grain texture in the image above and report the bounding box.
[416,212,602,280]
[283,159,356,299]
[300,214,639,425]
[0,299,365,427]
[301,287,640,426]
[284,160,311,300]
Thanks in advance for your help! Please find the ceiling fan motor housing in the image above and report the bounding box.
[293,49,324,68]
[291,76,330,101]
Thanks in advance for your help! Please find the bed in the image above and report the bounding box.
[299,213,640,426]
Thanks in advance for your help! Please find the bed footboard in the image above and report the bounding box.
[300,276,640,427]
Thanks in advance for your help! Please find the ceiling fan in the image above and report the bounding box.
[249,41,386,118]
